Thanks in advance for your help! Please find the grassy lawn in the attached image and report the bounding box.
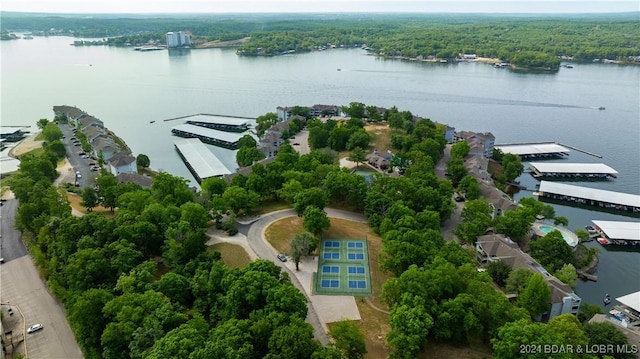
[253,199,292,215]
[365,124,394,153]
[207,243,252,269]
[66,192,115,217]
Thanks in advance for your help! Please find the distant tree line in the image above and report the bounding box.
[2,13,638,64]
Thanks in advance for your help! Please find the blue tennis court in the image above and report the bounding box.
[348,242,364,248]
[348,266,366,274]
[348,253,365,260]
[324,241,341,248]
[323,252,340,260]
[348,280,367,289]
[322,265,340,273]
[321,279,340,288]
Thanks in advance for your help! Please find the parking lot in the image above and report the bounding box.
[60,123,101,188]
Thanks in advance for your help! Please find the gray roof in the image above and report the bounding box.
[592,220,640,241]
[172,124,249,144]
[538,181,640,208]
[174,138,231,179]
[116,173,153,188]
[495,143,569,156]
[108,152,136,167]
[529,162,618,175]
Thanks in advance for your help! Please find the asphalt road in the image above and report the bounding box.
[0,199,28,262]
[0,198,83,358]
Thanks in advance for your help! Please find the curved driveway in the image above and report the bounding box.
[245,208,367,345]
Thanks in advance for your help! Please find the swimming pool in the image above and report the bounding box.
[536,224,579,247]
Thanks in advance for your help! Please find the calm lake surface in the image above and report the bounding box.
[2,35,639,308]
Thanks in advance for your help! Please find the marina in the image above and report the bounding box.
[528,162,618,179]
[494,142,570,159]
[174,138,231,183]
[535,181,640,214]
[183,114,252,133]
[171,123,252,149]
[591,220,640,246]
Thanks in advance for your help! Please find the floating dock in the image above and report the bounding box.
[591,220,640,246]
[536,181,640,213]
[529,162,618,179]
[171,123,253,149]
[183,114,251,133]
[494,142,570,159]
[174,138,231,183]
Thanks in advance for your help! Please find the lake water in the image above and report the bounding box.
[1,35,639,308]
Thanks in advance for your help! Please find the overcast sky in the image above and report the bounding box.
[1,0,638,14]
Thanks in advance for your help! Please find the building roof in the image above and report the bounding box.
[108,152,136,167]
[616,291,640,313]
[174,138,231,180]
[592,221,640,241]
[78,115,104,128]
[172,124,248,144]
[92,137,119,152]
[116,173,153,188]
[53,105,86,119]
[529,162,618,175]
[538,181,640,208]
[494,143,569,156]
[183,113,252,127]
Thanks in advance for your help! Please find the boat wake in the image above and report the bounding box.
[420,93,596,109]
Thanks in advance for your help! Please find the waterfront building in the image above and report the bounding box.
[166,31,190,48]
[453,131,495,157]
[53,105,86,122]
[537,181,640,213]
[77,115,104,131]
[108,152,137,175]
[475,233,581,321]
[92,137,120,162]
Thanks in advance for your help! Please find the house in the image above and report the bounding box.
[436,123,456,143]
[92,137,120,161]
[77,115,104,130]
[82,125,108,143]
[108,152,137,175]
[309,104,342,118]
[53,105,86,122]
[258,144,278,159]
[453,131,495,158]
[475,233,581,321]
[367,149,393,170]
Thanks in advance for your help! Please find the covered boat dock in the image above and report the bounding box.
[529,162,618,179]
[174,138,231,183]
[171,124,250,149]
[591,220,640,246]
[536,181,640,213]
[184,114,252,133]
[494,142,570,159]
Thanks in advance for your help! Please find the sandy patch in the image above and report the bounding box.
[8,133,43,157]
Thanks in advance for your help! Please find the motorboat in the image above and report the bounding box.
[604,293,611,305]
[597,237,611,245]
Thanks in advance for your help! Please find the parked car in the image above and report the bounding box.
[27,324,43,334]
[277,253,287,262]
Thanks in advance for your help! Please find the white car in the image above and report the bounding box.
[27,324,43,334]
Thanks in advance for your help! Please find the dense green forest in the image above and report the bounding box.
[8,105,634,358]
[1,12,639,67]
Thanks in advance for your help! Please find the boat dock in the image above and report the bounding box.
[529,162,618,180]
[163,113,255,122]
[171,123,253,150]
[494,142,570,159]
[174,138,231,183]
[591,220,640,246]
[183,114,251,133]
[536,181,640,213]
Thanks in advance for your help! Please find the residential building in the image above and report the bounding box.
[77,115,104,131]
[108,152,137,175]
[166,31,190,48]
[53,105,86,122]
[453,131,495,157]
[475,233,581,321]
[92,137,120,161]
[309,104,342,118]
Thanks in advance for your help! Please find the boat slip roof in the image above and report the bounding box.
[174,138,231,179]
[592,220,640,241]
[538,181,640,208]
[616,291,640,312]
[172,124,247,143]
[184,114,251,126]
[494,143,569,155]
[529,162,618,175]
